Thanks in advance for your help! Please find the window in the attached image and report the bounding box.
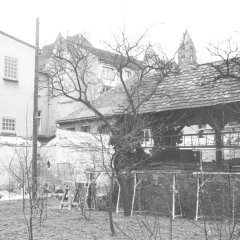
[198,124,207,129]
[2,117,15,131]
[181,55,185,63]
[101,85,112,93]
[67,127,75,131]
[102,66,114,80]
[141,129,153,147]
[125,70,131,79]
[37,110,41,132]
[143,129,151,142]
[81,125,90,133]
[141,129,152,142]
[4,56,18,81]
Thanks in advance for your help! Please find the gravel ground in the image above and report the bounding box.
[0,198,217,240]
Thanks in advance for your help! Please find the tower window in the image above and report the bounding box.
[181,55,185,62]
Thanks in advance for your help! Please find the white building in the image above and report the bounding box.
[0,31,35,138]
[39,33,137,138]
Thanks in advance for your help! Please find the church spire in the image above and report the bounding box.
[144,42,155,61]
[178,30,197,66]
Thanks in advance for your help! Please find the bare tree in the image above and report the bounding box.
[187,39,240,239]
[42,29,179,234]
[8,145,48,240]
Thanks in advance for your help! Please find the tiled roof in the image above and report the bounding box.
[140,63,240,113]
[58,86,129,122]
[58,61,240,123]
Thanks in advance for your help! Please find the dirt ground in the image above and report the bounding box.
[0,198,211,240]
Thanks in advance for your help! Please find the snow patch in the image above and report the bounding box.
[0,136,33,147]
[0,190,27,201]
[46,129,111,151]
[40,129,112,184]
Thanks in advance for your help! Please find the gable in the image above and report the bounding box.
[0,31,35,49]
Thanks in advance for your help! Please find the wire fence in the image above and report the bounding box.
[2,142,240,221]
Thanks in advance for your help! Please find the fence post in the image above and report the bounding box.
[195,174,200,221]
[172,174,176,219]
[131,173,137,216]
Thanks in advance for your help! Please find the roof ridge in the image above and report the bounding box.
[0,30,35,49]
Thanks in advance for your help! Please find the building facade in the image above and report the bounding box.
[0,31,35,138]
[38,33,137,138]
[57,31,200,136]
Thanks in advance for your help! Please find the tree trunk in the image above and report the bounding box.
[117,173,133,217]
[108,173,115,235]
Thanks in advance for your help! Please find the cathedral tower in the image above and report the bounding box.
[178,30,197,66]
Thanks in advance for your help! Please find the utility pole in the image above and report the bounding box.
[32,18,39,199]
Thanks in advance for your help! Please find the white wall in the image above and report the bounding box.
[38,73,56,136]
[0,33,35,138]
[182,124,212,134]
[60,119,102,134]
[98,61,135,88]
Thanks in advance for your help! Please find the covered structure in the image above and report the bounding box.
[55,31,240,218]
[57,57,240,171]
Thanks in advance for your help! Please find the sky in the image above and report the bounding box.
[1,0,240,63]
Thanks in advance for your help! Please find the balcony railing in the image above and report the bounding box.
[141,132,240,149]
